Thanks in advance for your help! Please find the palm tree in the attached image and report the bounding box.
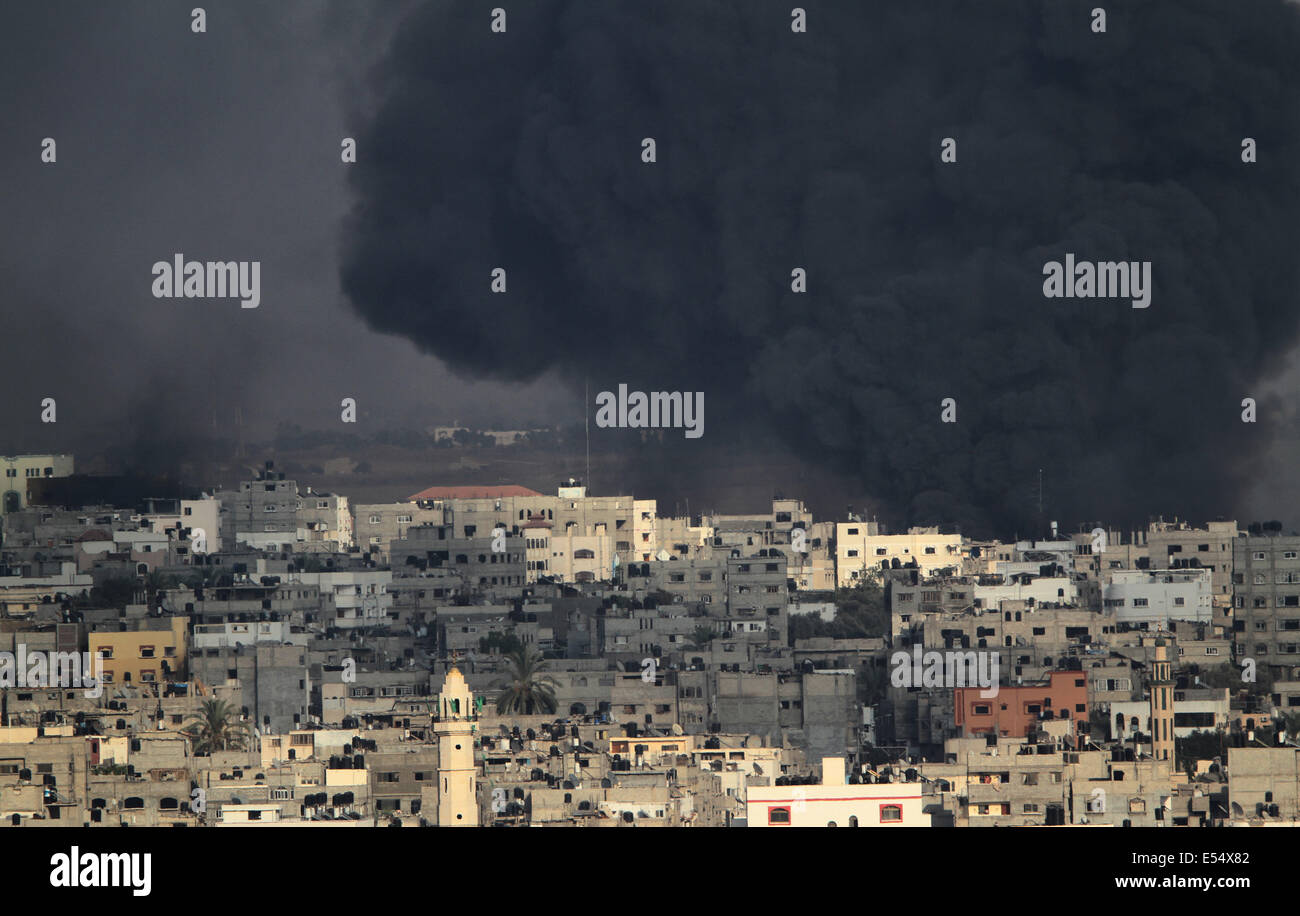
[143,570,177,609]
[182,698,251,755]
[494,647,558,715]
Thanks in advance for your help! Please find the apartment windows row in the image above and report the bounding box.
[1235,595,1300,608]
[5,467,55,478]
[1247,550,1300,561]
[94,646,176,660]
[96,671,160,683]
[1249,644,1300,655]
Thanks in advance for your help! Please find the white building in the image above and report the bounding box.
[1110,687,1231,739]
[975,575,1077,610]
[1102,569,1212,626]
[746,757,930,827]
[294,570,393,629]
[192,619,305,650]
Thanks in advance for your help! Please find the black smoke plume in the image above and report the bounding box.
[341,0,1300,537]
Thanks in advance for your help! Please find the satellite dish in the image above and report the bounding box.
[656,550,670,562]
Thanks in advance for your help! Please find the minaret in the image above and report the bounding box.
[435,667,479,826]
[1149,638,1175,766]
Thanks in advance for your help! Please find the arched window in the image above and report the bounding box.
[849,816,859,827]
[767,807,790,825]
[880,804,902,823]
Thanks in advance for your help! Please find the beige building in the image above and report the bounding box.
[836,524,963,586]
[0,454,74,515]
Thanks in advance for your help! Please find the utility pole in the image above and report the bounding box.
[584,378,590,494]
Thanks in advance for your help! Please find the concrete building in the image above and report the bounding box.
[409,482,657,567]
[227,463,300,551]
[1227,746,1300,823]
[389,523,527,601]
[189,644,309,735]
[297,489,353,550]
[294,570,393,630]
[1144,519,1238,609]
[354,502,447,560]
[1233,534,1300,676]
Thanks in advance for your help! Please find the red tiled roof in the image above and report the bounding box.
[409,485,543,500]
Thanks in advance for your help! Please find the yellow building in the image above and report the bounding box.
[1149,637,1175,766]
[0,454,74,514]
[91,617,188,687]
[836,524,963,585]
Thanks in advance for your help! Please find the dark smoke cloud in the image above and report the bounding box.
[341,0,1300,537]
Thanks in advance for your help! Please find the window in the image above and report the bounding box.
[880,804,902,823]
[768,806,791,825]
